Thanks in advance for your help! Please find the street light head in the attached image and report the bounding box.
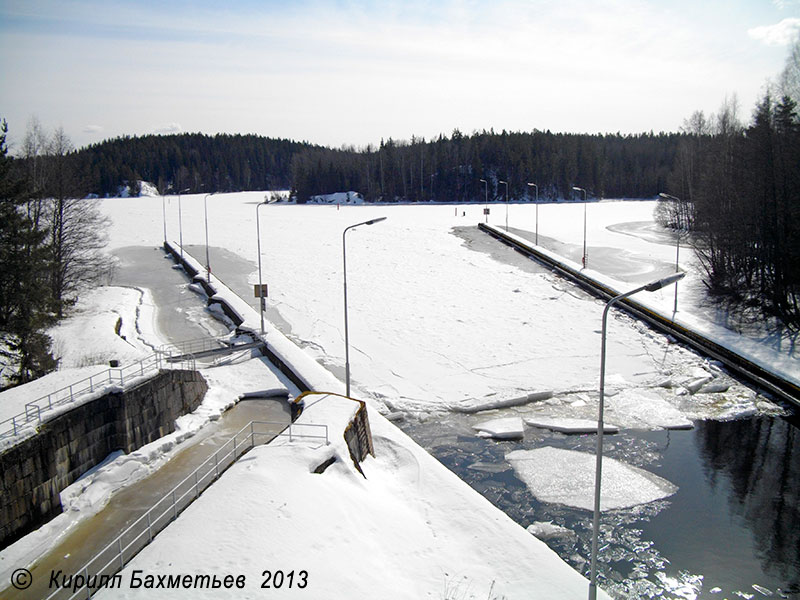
[572,186,584,192]
[659,192,680,201]
[480,178,487,183]
[644,271,685,292]
[180,188,190,193]
[366,217,387,225]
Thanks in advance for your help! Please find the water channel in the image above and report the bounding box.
[1,245,295,599]
[398,412,800,599]
[178,237,800,599]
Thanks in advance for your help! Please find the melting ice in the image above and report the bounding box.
[505,446,678,511]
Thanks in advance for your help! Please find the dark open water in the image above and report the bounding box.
[399,414,800,599]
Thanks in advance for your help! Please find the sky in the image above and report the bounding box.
[1,0,799,152]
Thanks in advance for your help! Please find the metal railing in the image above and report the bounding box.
[45,420,329,600]
[0,353,183,443]
[0,335,252,444]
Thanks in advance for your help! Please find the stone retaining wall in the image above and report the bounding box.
[0,370,207,549]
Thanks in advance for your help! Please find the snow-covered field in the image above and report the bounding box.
[101,194,792,424]
[2,193,795,599]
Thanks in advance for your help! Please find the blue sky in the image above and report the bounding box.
[1,0,799,151]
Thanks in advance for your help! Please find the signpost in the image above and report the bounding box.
[254,284,268,313]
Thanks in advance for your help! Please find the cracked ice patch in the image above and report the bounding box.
[505,446,677,511]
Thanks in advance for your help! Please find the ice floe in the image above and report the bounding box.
[607,389,693,430]
[524,416,619,434]
[453,391,553,413]
[526,520,576,540]
[505,446,678,511]
[472,417,525,440]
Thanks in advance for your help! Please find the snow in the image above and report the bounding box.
[506,446,678,511]
[99,196,792,430]
[472,416,525,439]
[3,193,795,598]
[0,356,290,588]
[0,286,165,445]
[307,190,364,204]
[95,393,605,600]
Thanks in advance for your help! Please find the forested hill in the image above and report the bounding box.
[69,129,684,201]
[72,133,316,196]
[291,130,683,203]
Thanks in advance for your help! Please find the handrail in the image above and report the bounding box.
[0,335,252,444]
[44,419,329,600]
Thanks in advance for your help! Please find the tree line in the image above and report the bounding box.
[0,119,112,387]
[658,37,800,328]
[290,129,681,204]
[659,92,800,328]
[71,133,315,197]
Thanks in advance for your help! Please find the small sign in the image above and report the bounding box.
[254,284,268,298]
[483,208,490,215]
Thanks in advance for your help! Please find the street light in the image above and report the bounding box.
[499,180,509,232]
[203,192,216,283]
[573,186,587,268]
[659,193,686,314]
[480,178,489,224]
[527,182,539,245]
[343,216,387,397]
[177,187,190,261]
[588,271,686,600]
[162,196,169,244]
[256,195,278,334]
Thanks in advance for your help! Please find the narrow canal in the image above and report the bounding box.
[398,412,800,599]
[1,244,295,599]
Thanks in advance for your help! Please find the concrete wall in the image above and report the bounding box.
[0,370,207,549]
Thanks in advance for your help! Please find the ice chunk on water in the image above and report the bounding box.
[526,520,575,540]
[608,390,693,430]
[524,416,619,434]
[467,461,512,473]
[472,417,525,440]
[505,446,678,511]
[453,391,553,413]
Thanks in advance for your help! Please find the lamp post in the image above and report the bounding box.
[177,187,190,261]
[499,180,509,231]
[480,178,489,223]
[588,271,685,600]
[659,193,685,314]
[162,195,168,244]
[573,186,587,268]
[255,196,278,334]
[527,182,539,245]
[203,192,216,283]
[343,216,387,397]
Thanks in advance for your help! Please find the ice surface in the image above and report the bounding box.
[524,416,619,434]
[506,446,678,511]
[453,391,553,413]
[472,417,525,440]
[607,390,694,430]
[526,520,575,540]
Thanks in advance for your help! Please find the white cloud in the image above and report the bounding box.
[748,18,800,46]
[83,124,103,133]
[153,122,183,135]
